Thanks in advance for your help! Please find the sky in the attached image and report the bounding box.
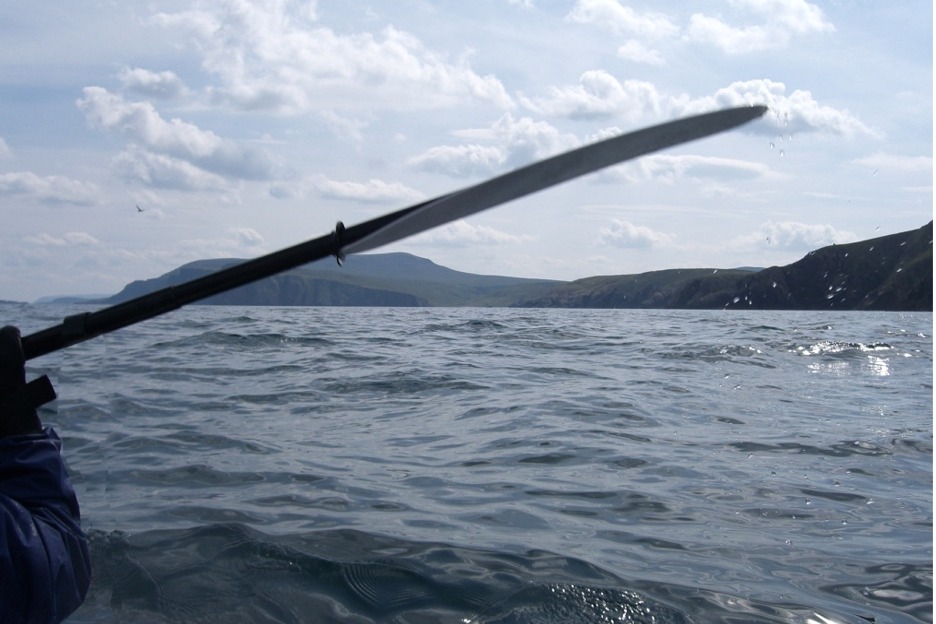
[0,0,932,301]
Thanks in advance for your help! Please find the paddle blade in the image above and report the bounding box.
[345,105,767,254]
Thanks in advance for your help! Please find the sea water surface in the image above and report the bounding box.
[4,304,931,623]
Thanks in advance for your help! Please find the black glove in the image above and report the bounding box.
[0,326,55,437]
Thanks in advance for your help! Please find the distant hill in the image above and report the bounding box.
[516,221,932,311]
[79,222,932,311]
[34,294,112,304]
[100,252,561,307]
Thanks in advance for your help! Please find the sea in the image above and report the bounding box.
[2,304,931,623]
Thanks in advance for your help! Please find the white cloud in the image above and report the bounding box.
[77,87,280,182]
[152,1,513,113]
[852,152,933,173]
[24,232,100,247]
[410,114,578,177]
[687,0,835,54]
[599,219,675,248]
[119,67,186,99]
[231,227,265,248]
[411,219,531,246]
[565,2,672,66]
[521,74,874,139]
[310,175,424,204]
[316,110,371,143]
[471,114,580,163]
[734,221,856,251]
[567,0,679,39]
[65,232,100,246]
[617,40,665,65]
[521,70,662,121]
[113,148,230,191]
[0,171,97,205]
[609,154,772,184]
[0,138,10,158]
[177,226,268,259]
[408,144,507,178]
[149,8,221,40]
[678,79,879,138]
[302,0,319,21]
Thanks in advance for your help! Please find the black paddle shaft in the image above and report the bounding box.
[21,105,767,362]
[20,199,432,362]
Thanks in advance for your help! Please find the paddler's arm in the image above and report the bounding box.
[0,326,90,624]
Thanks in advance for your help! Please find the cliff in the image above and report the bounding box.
[517,222,932,311]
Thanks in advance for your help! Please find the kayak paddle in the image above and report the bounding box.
[22,104,767,363]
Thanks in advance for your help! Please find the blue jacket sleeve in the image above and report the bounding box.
[0,427,91,623]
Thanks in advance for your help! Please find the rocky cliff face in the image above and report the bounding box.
[517,222,932,311]
[725,221,932,311]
